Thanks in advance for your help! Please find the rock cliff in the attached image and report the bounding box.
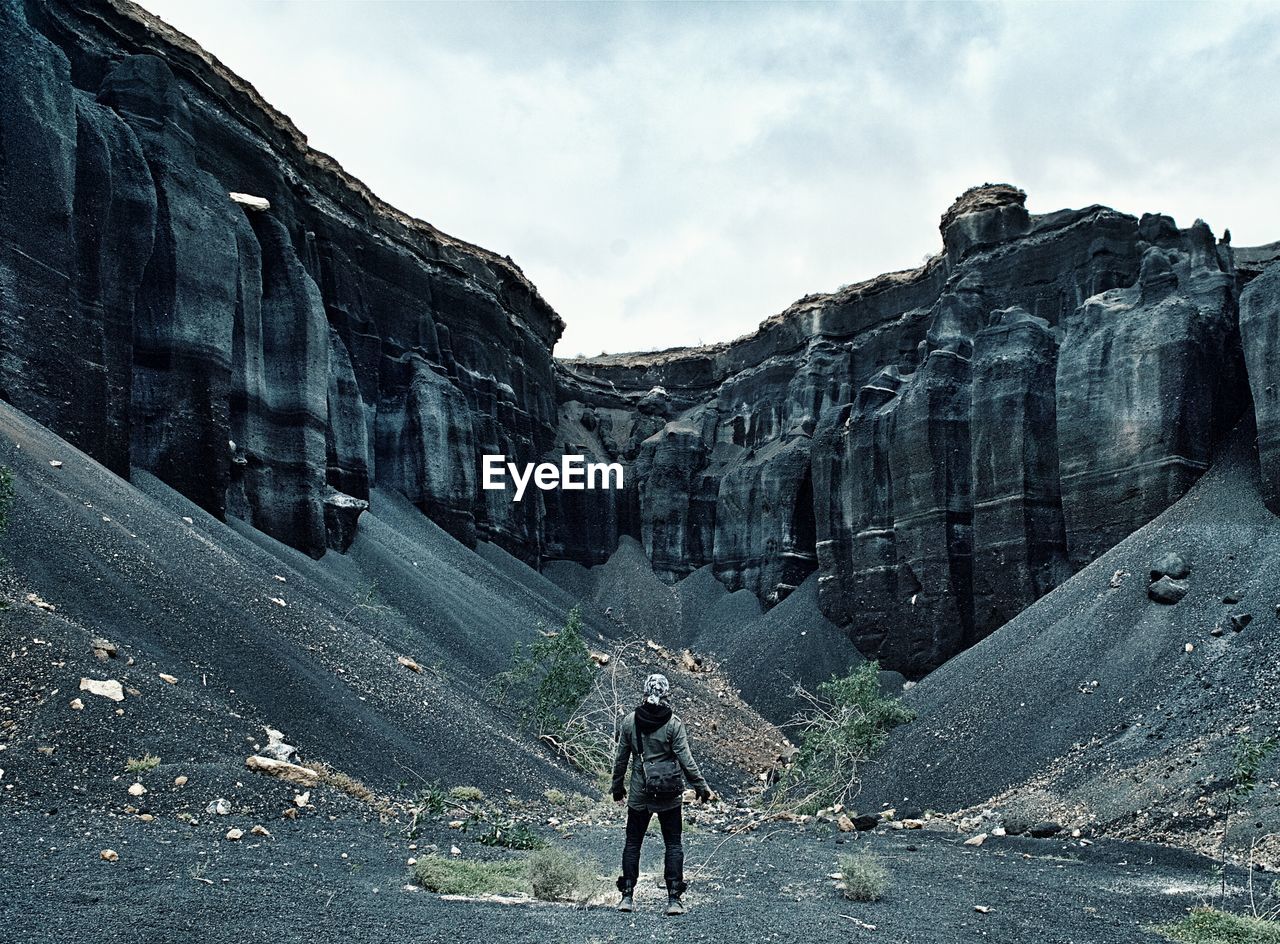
[554,187,1265,676]
[3,0,1278,679]
[1,0,560,561]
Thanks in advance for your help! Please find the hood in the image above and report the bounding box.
[635,702,673,735]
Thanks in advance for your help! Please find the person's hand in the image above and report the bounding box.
[613,790,626,806]
[696,787,714,804]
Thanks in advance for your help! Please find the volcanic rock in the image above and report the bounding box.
[1148,577,1190,605]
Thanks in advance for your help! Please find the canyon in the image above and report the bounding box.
[3,0,1280,680]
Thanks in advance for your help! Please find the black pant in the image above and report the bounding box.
[620,805,685,895]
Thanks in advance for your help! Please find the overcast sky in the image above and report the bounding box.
[138,0,1280,357]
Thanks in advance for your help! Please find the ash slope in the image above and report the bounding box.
[864,427,1280,857]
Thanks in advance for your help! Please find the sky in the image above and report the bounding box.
[137,0,1280,358]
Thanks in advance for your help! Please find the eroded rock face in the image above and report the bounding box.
[3,5,1274,678]
[555,187,1257,676]
[2,0,561,558]
[1241,263,1280,513]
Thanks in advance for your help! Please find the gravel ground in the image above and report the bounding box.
[864,428,1280,859]
[0,801,1229,944]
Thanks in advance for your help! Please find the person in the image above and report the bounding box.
[611,673,713,916]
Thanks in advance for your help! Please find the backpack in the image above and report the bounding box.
[635,717,684,798]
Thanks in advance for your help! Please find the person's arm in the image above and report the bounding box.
[611,719,632,801]
[672,719,712,800]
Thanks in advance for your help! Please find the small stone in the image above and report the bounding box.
[159,673,178,685]
[991,826,1007,837]
[90,637,118,660]
[78,678,124,702]
[1185,643,1195,653]
[1230,613,1253,632]
[836,814,855,833]
[975,905,991,914]
[206,798,232,816]
[127,782,147,797]
[964,833,987,846]
[450,845,461,857]
[1109,569,1128,589]
[407,857,416,866]
[49,460,63,469]
[99,849,118,862]
[396,655,422,673]
[250,825,270,837]
[294,791,311,808]
[902,819,925,830]
[174,775,188,787]
[1210,624,1226,637]
[1223,590,1243,604]
[1029,822,1061,838]
[69,698,84,711]
[852,813,880,832]
[281,807,298,820]
[225,828,244,841]
[26,593,56,612]
[138,813,154,822]
[448,820,465,830]
[182,516,194,525]
[268,597,287,607]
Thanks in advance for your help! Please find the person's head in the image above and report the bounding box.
[643,673,670,706]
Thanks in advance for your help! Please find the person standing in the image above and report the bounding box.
[611,673,713,916]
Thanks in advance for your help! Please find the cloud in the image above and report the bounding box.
[139,0,1280,357]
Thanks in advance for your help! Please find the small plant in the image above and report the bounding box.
[476,808,545,844]
[492,606,594,737]
[125,754,160,773]
[407,781,451,838]
[839,850,889,903]
[412,855,527,897]
[1218,733,1279,898]
[449,785,486,804]
[776,661,914,811]
[1156,906,1280,943]
[527,846,602,903]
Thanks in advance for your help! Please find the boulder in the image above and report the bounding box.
[1150,552,1191,582]
[1149,576,1190,605]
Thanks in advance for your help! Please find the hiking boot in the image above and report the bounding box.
[618,892,634,913]
[665,895,686,916]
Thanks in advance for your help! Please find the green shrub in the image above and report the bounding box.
[493,606,593,737]
[839,851,889,902]
[125,754,160,773]
[406,782,450,838]
[412,856,527,897]
[544,788,594,812]
[1156,907,1280,943]
[527,846,602,903]
[472,816,544,850]
[777,661,913,811]
[449,785,485,804]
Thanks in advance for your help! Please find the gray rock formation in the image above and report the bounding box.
[1241,263,1280,512]
[1,0,561,559]
[3,1,1278,679]
[554,188,1258,676]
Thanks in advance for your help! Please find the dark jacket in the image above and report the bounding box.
[611,703,709,812]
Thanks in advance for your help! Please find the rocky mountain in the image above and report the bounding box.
[554,190,1266,676]
[2,0,560,564]
[4,0,1279,682]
